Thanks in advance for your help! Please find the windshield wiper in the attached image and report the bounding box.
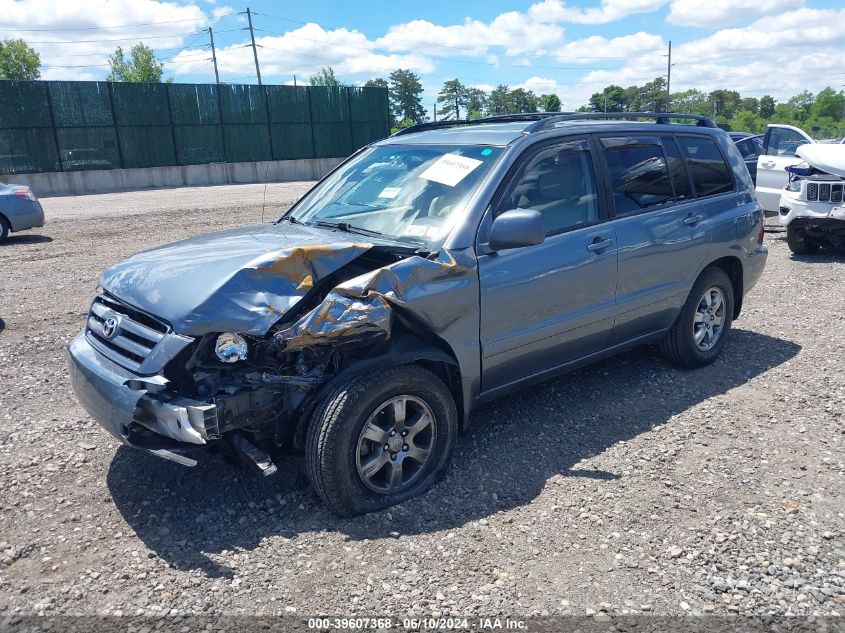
[309,220,389,239]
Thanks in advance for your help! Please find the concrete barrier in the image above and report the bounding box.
[0,157,345,197]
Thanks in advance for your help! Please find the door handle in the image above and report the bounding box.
[587,238,614,252]
[683,214,705,226]
[761,160,775,168]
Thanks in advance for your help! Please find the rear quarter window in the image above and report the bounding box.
[676,135,734,197]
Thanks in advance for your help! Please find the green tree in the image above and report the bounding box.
[437,78,468,119]
[486,85,511,115]
[759,95,776,119]
[739,97,759,114]
[309,66,342,87]
[811,87,844,120]
[107,44,167,82]
[0,38,41,80]
[787,90,814,121]
[671,89,710,115]
[465,87,488,118]
[709,89,741,119]
[732,110,765,133]
[388,69,426,126]
[363,77,387,89]
[588,85,628,112]
[508,88,539,113]
[541,93,561,112]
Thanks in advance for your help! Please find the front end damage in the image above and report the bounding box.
[778,147,845,249]
[68,232,472,474]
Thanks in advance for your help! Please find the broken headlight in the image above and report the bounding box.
[214,333,249,363]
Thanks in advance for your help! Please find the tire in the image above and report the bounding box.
[786,225,820,255]
[0,216,9,243]
[306,365,458,517]
[659,266,734,369]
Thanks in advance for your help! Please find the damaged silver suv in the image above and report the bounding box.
[68,113,767,516]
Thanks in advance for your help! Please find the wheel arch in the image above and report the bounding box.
[704,255,743,319]
[293,326,467,450]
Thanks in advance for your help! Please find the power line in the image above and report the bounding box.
[0,17,213,32]
[22,28,244,45]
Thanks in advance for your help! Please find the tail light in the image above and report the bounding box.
[13,188,37,202]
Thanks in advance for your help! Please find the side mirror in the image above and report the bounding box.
[488,209,545,251]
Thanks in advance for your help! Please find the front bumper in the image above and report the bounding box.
[777,192,845,226]
[67,331,218,465]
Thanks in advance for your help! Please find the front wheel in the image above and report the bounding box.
[659,267,734,368]
[306,365,458,517]
[786,225,820,255]
[0,216,9,243]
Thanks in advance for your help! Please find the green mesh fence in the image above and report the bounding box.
[0,80,388,175]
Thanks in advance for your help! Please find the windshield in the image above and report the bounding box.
[284,144,504,244]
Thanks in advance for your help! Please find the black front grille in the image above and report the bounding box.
[807,183,818,201]
[832,184,843,203]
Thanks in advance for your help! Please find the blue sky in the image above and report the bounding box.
[2,0,844,111]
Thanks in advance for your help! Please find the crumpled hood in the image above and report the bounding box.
[99,222,374,336]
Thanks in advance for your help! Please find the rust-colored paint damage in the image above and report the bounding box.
[276,249,468,351]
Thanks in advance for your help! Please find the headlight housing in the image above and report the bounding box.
[214,333,248,363]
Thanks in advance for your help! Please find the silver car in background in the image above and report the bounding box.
[0,183,45,242]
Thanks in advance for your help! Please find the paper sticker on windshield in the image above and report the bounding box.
[377,187,401,199]
[420,153,483,187]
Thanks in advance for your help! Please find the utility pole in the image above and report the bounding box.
[244,7,262,85]
[208,27,220,85]
[433,102,436,122]
[666,40,672,112]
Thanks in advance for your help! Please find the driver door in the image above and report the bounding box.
[756,124,814,212]
[478,138,618,394]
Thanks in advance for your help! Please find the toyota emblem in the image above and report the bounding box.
[102,316,119,339]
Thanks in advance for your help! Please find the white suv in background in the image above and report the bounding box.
[756,124,814,214]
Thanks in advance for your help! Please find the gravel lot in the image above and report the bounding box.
[0,183,842,619]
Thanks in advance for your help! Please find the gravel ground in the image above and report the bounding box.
[0,184,842,619]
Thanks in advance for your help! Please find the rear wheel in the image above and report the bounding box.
[786,225,820,255]
[306,365,458,517]
[0,216,9,243]
[660,267,734,368]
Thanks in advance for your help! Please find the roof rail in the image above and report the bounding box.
[523,112,717,133]
[390,111,717,138]
[391,112,561,137]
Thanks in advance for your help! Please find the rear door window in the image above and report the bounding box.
[676,135,734,197]
[600,137,674,215]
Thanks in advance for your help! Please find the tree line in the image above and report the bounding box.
[2,37,843,138]
[585,77,845,138]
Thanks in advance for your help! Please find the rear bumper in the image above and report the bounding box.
[743,245,768,295]
[67,331,217,465]
[8,200,45,232]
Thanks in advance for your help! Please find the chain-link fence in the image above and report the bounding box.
[0,80,390,175]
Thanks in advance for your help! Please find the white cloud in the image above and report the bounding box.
[529,0,669,25]
[564,7,845,106]
[0,0,229,80]
[171,23,437,81]
[667,0,801,27]
[554,32,664,62]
